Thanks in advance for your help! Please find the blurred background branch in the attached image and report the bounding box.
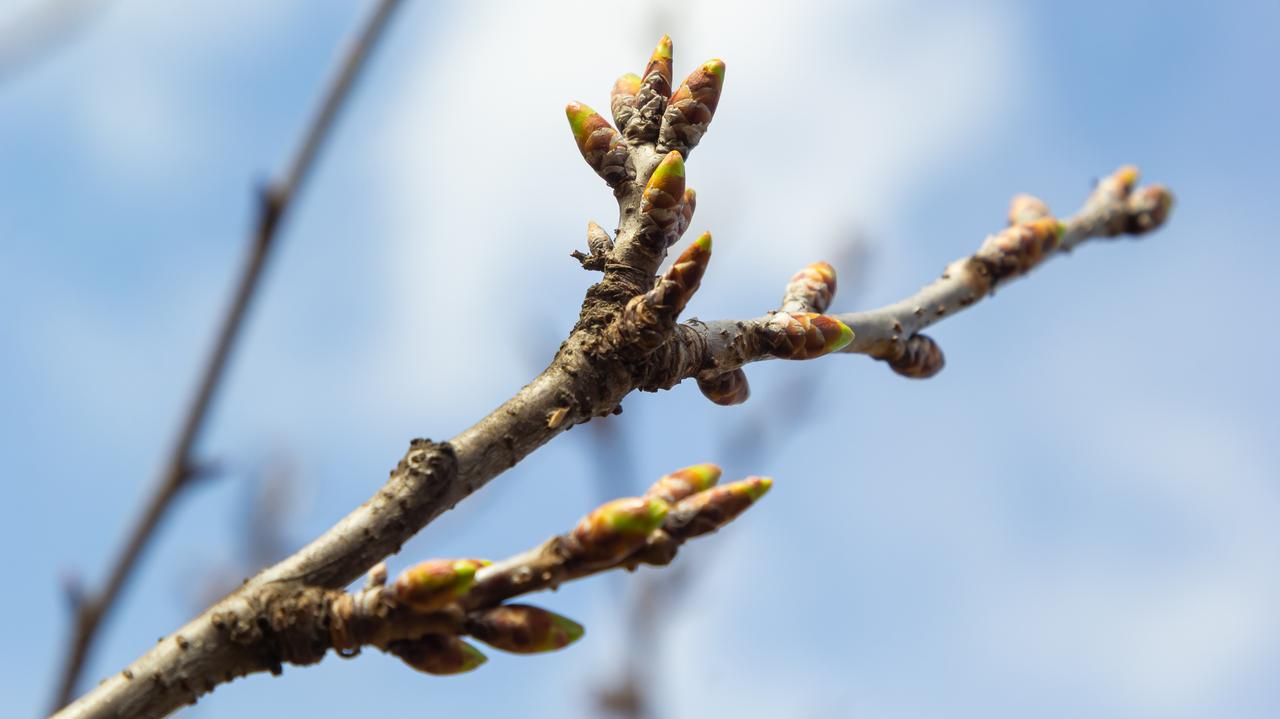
[47,0,406,709]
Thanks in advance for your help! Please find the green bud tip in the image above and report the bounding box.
[458,642,488,672]
[565,102,600,142]
[550,614,586,647]
[650,150,685,184]
[811,316,854,352]
[653,35,673,61]
[613,73,642,95]
[1115,165,1140,191]
[739,476,773,501]
[692,231,712,253]
[680,463,722,492]
[604,496,670,535]
[702,58,726,82]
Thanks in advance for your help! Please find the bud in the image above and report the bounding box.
[565,102,629,186]
[763,312,854,360]
[626,35,674,142]
[392,559,490,612]
[696,368,750,406]
[660,231,712,317]
[1125,184,1174,235]
[1008,194,1051,226]
[640,151,687,246]
[658,58,726,158]
[669,477,773,539]
[467,604,585,654]
[887,334,945,379]
[570,496,670,563]
[610,72,642,131]
[586,221,613,256]
[675,188,697,241]
[390,635,487,676]
[974,217,1065,280]
[779,261,838,314]
[645,463,722,504]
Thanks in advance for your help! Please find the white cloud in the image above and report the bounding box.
[375,0,1017,408]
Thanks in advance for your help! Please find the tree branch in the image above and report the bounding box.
[647,166,1173,389]
[54,35,1174,718]
[48,0,407,710]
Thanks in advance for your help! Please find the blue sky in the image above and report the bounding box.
[2,1,1278,717]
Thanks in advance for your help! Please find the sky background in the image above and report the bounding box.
[2,0,1279,717]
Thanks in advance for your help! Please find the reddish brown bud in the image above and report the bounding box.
[467,604,585,654]
[389,635,487,676]
[696,368,750,406]
[1125,184,1175,235]
[780,261,838,314]
[666,477,773,539]
[973,217,1064,281]
[887,334,945,379]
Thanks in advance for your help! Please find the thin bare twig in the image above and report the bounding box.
[48,0,406,709]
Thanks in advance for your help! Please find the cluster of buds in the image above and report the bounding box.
[381,462,771,677]
[696,261,853,406]
[567,462,772,564]
[1081,165,1176,239]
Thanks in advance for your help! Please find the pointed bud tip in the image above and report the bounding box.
[656,150,685,177]
[613,73,642,93]
[744,476,773,501]
[702,58,726,81]
[1114,165,1140,191]
[681,463,723,491]
[693,231,712,252]
[459,642,488,671]
[654,35,673,60]
[553,614,586,645]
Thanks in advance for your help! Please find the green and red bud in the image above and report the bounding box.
[392,559,490,612]
[645,463,722,504]
[390,634,487,676]
[467,604,585,654]
[610,72,642,131]
[669,477,773,539]
[565,102,629,186]
[570,496,670,563]
[763,312,854,360]
[626,36,675,142]
[659,58,726,157]
[640,151,687,246]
